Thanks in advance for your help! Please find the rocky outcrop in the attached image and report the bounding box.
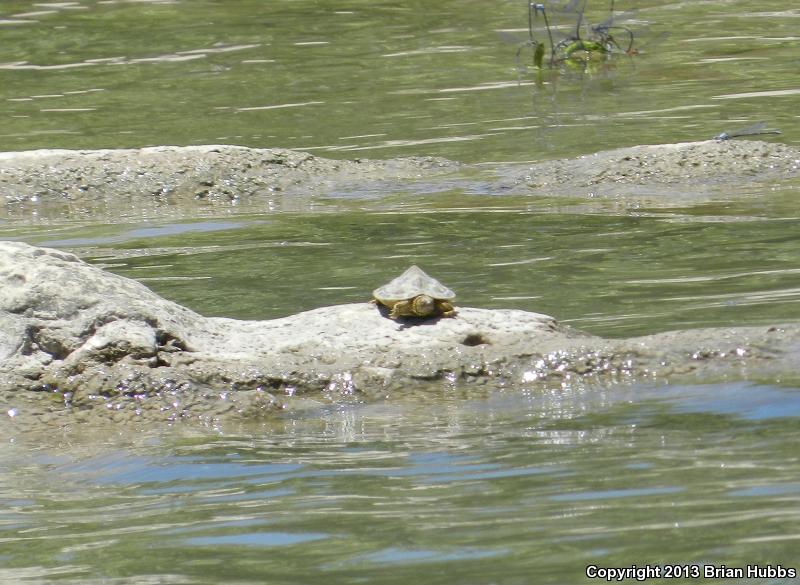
[2,241,799,428]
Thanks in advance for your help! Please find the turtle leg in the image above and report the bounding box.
[389,300,412,320]
[437,300,457,318]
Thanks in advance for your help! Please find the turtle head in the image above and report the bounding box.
[411,294,436,317]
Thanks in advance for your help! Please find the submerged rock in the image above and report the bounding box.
[2,241,800,428]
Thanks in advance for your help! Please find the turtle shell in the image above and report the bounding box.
[373,265,456,302]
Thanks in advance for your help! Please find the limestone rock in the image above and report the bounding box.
[2,240,800,429]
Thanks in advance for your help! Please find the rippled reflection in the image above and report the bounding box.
[1,380,799,582]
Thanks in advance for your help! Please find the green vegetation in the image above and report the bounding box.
[516,0,638,71]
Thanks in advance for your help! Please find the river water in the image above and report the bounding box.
[1,0,800,583]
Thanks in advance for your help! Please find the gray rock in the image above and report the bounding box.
[2,240,800,429]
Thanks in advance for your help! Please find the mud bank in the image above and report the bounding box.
[0,144,458,220]
[503,139,800,196]
[2,140,799,222]
[2,241,799,429]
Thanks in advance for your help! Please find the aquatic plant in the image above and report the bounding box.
[516,0,638,71]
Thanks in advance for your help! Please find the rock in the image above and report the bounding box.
[0,240,582,425]
[2,240,800,429]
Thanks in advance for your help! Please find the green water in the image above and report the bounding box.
[1,0,798,160]
[2,0,800,583]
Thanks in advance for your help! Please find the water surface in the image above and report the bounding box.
[1,0,797,160]
[2,381,800,583]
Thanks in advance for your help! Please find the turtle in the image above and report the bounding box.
[372,265,457,320]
